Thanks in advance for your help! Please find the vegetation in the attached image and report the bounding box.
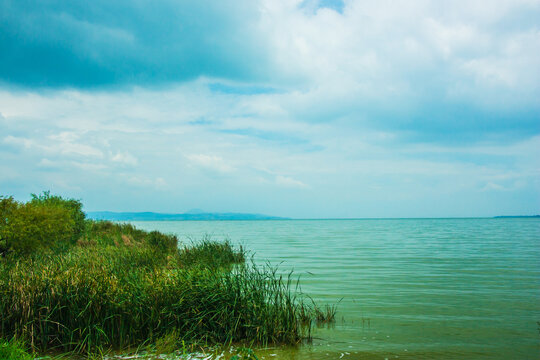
[0,192,86,256]
[0,193,334,358]
[0,338,33,360]
[178,236,245,269]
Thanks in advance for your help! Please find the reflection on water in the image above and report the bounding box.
[131,218,540,360]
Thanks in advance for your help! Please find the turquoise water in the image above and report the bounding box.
[131,218,540,359]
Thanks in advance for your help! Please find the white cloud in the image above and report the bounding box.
[70,161,107,171]
[275,175,308,188]
[111,152,138,166]
[127,176,168,190]
[185,154,235,173]
[56,142,104,158]
[0,81,538,216]
[38,158,58,169]
[260,0,540,108]
[3,135,34,149]
[3,133,104,158]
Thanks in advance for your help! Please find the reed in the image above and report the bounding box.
[178,236,245,269]
[0,224,314,354]
[312,303,338,324]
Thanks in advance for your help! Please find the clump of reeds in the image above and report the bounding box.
[297,299,337,327]
[313,304,338,324]
[178,236,245,269]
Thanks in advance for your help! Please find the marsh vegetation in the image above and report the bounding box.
[0,193,335,359]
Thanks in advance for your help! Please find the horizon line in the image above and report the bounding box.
[86,210,539,221]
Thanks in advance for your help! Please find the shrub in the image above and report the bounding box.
[0,192,85,255]
[0,197,17,256]
[30,191,86,241]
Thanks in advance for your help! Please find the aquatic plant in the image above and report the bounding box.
[178,236,245,269]
[312,303,338,324]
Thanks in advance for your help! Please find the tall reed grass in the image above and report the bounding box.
[0,222,321,354]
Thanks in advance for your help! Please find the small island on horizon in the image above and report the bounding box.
[493,215,540,218]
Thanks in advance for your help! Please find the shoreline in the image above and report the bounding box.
[1,193,335,359]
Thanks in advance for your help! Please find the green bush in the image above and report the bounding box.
[30,191,86,241]
[0,197,17,256]
[0,192,85,256]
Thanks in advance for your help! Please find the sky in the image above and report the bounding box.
[1,0,539,218]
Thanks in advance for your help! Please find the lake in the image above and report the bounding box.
[130,218,540,360]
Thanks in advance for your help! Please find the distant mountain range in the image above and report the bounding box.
[86,211,286,221]
[85,212,540,221]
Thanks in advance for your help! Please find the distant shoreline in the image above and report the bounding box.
[86,211,540,221]
[493,215,540,218]
[86,211,287,221]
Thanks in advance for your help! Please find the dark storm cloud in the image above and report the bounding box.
[0,0,267,88]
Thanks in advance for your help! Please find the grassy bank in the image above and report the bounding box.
[0,193,333,357]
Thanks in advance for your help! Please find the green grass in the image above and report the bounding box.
[0,338,33,360]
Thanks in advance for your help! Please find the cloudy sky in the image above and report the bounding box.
[1,0,539,218]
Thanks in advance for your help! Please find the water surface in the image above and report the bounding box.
[131,218,540,359]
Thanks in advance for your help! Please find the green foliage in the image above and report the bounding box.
[0,196,17,256]
[1,198,74,255]
[0,338,33,360]
[30,191,86,241]
[0,192,86,256]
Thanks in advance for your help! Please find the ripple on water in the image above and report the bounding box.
[131,218,540,360]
